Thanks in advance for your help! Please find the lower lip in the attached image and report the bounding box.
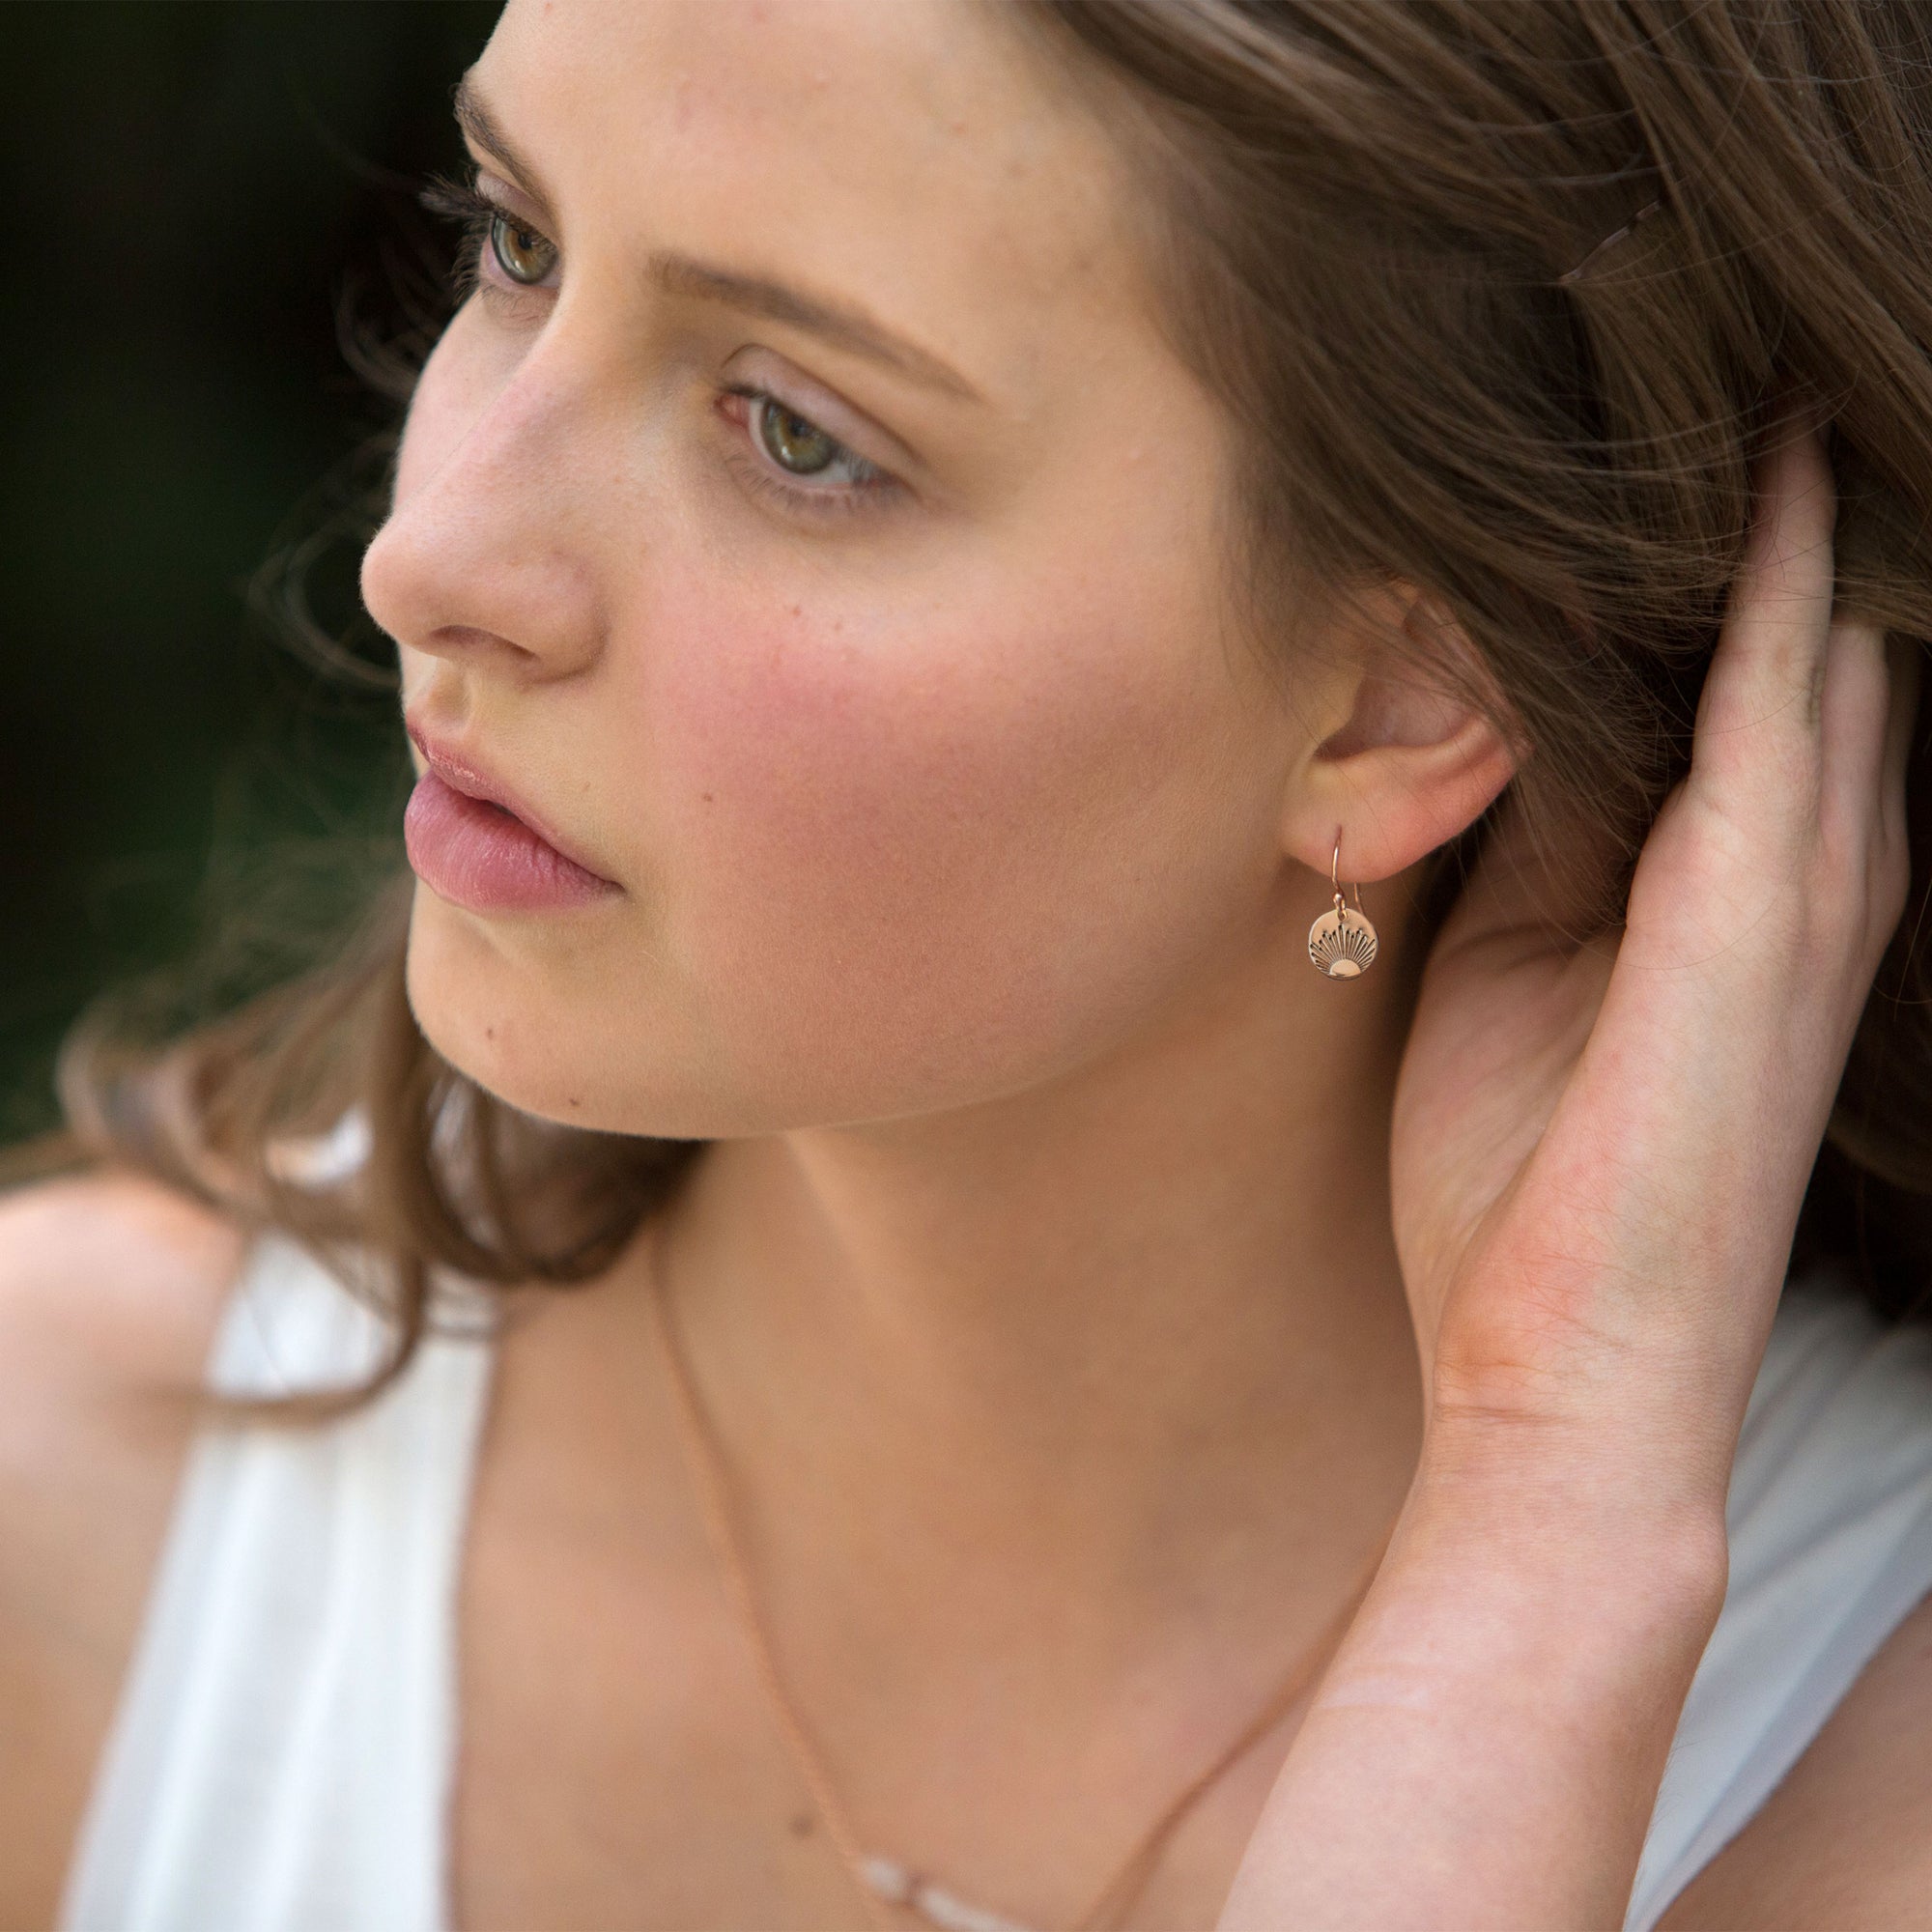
[404,770,621,914]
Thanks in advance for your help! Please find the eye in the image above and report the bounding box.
[737,391,885,493]
[488,211,557,286]
[756,397,842,476]
[715,383,902,518]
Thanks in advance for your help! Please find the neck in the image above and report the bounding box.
[638,889,1426,1633]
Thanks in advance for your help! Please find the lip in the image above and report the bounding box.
[403,721,621,915]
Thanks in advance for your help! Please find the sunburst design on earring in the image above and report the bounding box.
[1310,832,1377,979]
[1308,905,1378,978]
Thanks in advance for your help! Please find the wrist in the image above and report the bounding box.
[1309,1484,1727,1825]
[1227,1473,1727,1932]
[1418,1377,1739,1552]
[1378,1435,1732,1676]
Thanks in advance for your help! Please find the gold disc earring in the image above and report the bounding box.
[1308,835,1378,979]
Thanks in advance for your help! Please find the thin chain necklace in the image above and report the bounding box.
[645,1231,1395,1932]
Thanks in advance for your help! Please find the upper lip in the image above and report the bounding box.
[405,718,618,883]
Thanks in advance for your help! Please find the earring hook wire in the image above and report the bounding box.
[1331,833,1364,913]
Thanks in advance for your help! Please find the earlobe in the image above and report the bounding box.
[1280,591,1520,884]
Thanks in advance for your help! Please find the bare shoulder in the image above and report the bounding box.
[1658,1586,1932,1930]
[0,1168,246,1929]
[0,1167,244,1401]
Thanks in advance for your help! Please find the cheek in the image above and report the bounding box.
[630,561,1284,1102]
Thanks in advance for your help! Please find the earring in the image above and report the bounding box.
[1308,834,1378,979]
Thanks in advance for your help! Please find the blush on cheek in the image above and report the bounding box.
[632,575,1242,1109]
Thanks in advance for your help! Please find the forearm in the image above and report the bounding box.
[1220,1463,1728,1932]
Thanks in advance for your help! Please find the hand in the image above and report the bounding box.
[1218,413,1919,1932]
[1391,412,1918,1517]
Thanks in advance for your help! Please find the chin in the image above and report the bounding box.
[401,890,844,1143]
[400,890,688,1139]
[397,877,1138,1147]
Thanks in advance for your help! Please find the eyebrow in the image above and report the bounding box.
[646,255,981,403]
[450,72,982,407]
[452,74,552,209]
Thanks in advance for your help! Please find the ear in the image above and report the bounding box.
[1280,584,1520,883]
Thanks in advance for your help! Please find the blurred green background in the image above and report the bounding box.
[0,1,502,1141]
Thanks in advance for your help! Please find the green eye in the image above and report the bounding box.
[489,212,556,286]
[757,400,838,474]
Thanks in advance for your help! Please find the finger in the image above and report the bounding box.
[1817,613,1889,851]
[1878,633,1920,862]
[1867,632,1920,958]
[1689,418,1836,819]
[1817,619,1918,976]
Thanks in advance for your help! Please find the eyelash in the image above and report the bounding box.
[418,173,903,522]
[420,174,520,302]
[718,387,898,517]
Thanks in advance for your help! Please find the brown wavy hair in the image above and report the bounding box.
[18,0,1932,1418]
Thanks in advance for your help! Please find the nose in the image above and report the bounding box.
[361,328,611,688]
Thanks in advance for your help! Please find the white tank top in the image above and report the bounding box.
[54,1230,1932,1932]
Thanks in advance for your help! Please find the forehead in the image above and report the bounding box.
[474,0,1152,401]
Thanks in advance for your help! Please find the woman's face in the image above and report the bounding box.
[363,0,1322,1138]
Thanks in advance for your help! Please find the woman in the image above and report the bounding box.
[9,0,1932,1925]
